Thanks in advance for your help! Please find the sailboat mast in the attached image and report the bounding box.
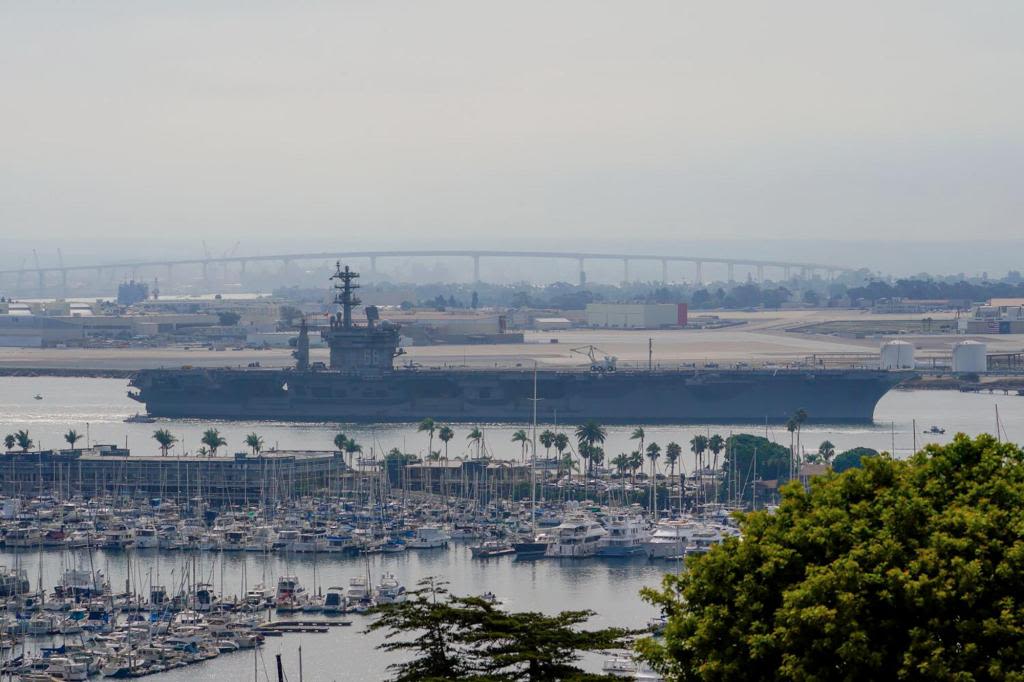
[531,364,538,531]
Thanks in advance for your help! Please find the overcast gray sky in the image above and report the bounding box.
[2,1,1023,260]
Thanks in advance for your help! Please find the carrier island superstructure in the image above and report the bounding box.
[128,263,909,423]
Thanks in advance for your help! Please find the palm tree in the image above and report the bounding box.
[612,453,630,501]
[344,439,362,467]
[511,429,531,462]
[664,441,680,499]
[646,442,661,515]
[196,446,209,457]
[629,450,643,488]
[438,426,454,460]
[786,418,798,478]
[574,421,606,480]
[539,430,555,459]
[708,434,725,463]
[245,432,264,455]
[690,434,708,507]
[152,429,177,456]
[14,430,33,453]
[333,432,348,453]
[64,429,82,450]
[467,427,483,459]
[200,428,226,457]
[3,434,15,451]
[418,418,436,459]
[818,440,836,464]
[793,408,808,463]
[630,427,645,462]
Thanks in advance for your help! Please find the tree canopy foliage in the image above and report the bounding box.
[832,446,879,473]
[718,434,791,502]
[639,434,1024,681]
[369,577,630,681]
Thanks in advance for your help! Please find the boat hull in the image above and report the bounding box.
[129,368,910,424]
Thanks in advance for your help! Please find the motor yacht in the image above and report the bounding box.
[545,515,607,558]
[375,573,406,604]
[597,512,650,558]
[406,525,451,549]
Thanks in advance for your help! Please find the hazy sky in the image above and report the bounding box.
[2,1,1023,260]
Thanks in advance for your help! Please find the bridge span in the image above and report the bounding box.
[0,249,856,296]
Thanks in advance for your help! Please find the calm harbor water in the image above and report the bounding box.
[0,377,1022,680]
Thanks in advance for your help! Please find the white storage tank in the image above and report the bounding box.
[952,340,987,373]
[880,339,915,369]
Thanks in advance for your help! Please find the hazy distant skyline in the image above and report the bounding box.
[3,2,1023,259]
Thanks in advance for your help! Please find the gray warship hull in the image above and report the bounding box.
[128,367,908,423]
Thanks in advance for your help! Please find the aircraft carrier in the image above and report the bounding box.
[128,264,909,424]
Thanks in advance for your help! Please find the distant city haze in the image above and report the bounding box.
[2,2,1023,277]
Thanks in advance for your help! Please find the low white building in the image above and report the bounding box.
[585,303,686,329]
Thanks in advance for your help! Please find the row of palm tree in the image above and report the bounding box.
[333,432,363,465]
[3,429,87,453]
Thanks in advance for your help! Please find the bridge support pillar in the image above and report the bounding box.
[784,266,791,280]
[661,259,668,284]
[756,264,764,283]
[60,269,67,296]
[623,258,629,283]
[370,256,377,273]
[578,258,586,286]
[473,255,480,283]
[694,261,702,285]
[727,263,735,283]
[37,270,45,297]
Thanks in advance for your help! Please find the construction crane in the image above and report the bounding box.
[570,345,618,372]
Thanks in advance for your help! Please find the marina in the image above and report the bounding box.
[0,377,1021,679]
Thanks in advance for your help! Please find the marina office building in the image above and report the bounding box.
[0,447,347,505]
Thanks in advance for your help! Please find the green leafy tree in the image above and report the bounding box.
[832,446,878,473]
[14,430,33,452]
[718,433,791,504]
[553,432,570,482]
[345,438,363,465]
[368,577,630,681]
[200,428,226,457]
[244,432,264,455]
[3,434,15,451]
[366,578,469,681]
[640,434,1024,681]
[333,432,348,452]
[152,429,177,456]
[63,429,82,450]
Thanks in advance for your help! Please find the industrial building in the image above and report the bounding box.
[960,299,1024,334]
[0,448,346,505]
[585,303,688,329]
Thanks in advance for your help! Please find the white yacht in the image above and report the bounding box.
[406,525,451,549]
[323,586,346,614]
[597,512,650,558]
[375,572,407,604]
[100,524,135,550]
[545,515,607,558]
[645,519,736,559]
[345,576,372,610]
[274,575,307,610]
[134,525,160,549]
